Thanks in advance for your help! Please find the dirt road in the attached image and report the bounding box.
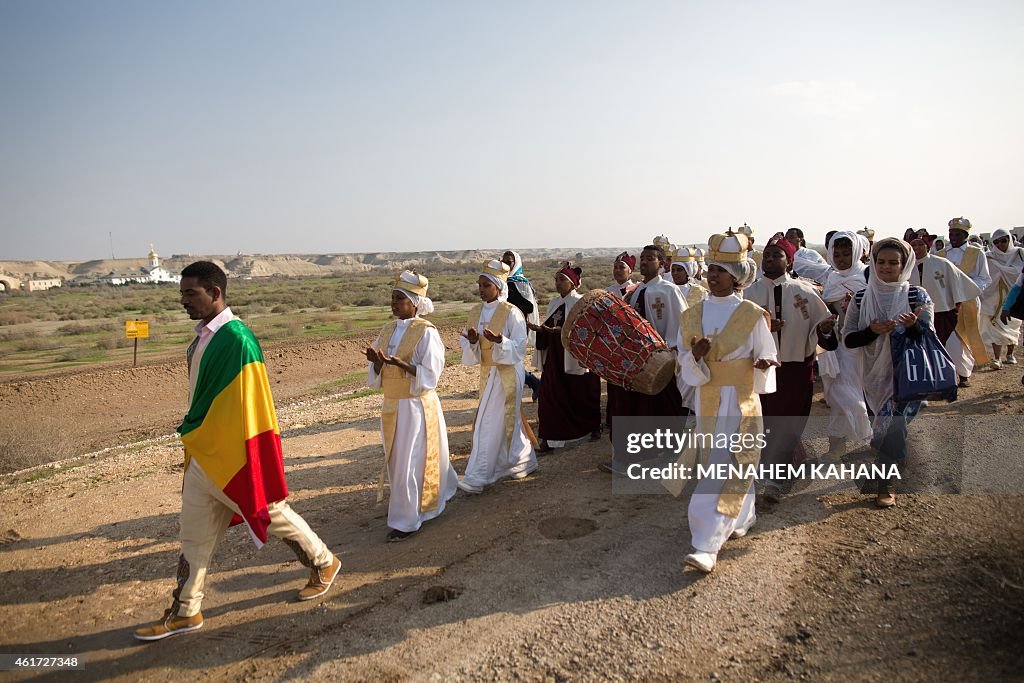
[0,339,1022,681]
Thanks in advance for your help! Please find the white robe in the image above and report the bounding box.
[981,246,1024,346]
[368,320,458,532]
[911,255,982,313]
[459,301,537,488]
[944,244,991,291]
[678,294,777,555]
[745,274,831,362]
[793,247,831,284]
[607,279,638,300]
[935,248,989,376]
[911,254,982,375]
[627,276,687,351]
[819,271,872,444]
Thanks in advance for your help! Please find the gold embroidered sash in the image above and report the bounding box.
[374,318,442,513]
[468,302,518,454]
[938,247,990,364]
[685,283,707,307]
[664,300,768,518]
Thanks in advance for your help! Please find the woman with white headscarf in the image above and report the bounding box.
[365,271,457,541]
[843,238,934,508]
[458,260,538,493]
[672,232,778,574]
[981,228,1024,367]
[818,231,872,457]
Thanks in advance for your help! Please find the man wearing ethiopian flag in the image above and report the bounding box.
[134,261,340,641]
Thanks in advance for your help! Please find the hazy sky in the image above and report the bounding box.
[2,0,1022,261]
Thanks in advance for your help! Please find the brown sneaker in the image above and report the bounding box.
[297,554,341,601]
[875,477,896,508]
[133,609,203,641]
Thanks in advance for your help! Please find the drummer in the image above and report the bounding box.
[601,243,689,474]
[609,251,639,300]
[528,263,602,452]
[606,251,638,434]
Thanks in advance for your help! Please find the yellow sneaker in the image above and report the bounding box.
[297,554,341,601]
[133,609,203,641]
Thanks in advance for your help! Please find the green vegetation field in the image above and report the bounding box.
[0,262,571,378]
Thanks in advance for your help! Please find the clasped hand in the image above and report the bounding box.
[364,346,414,374]
[817,314,838,335]
[689,335,778,370]
[462,327,503,344]
[527,321,561,334]
[869,307,921,335]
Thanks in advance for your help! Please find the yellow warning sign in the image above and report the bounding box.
[125,320,150,339]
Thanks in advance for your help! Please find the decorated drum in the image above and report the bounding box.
[561,289,675,395]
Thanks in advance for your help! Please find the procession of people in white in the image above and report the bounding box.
[363,217,1022,578]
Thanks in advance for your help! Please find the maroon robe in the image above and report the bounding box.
[934,309,958,345]
[536,303,602,441]
[606,286,688,445]
[759,355,815,470]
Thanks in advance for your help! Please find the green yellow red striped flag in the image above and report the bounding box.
[179,319,288,546]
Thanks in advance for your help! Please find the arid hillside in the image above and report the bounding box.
[2,247,632,283]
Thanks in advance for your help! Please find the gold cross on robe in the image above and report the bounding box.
[793,293,810,320]
[650,298,665,320]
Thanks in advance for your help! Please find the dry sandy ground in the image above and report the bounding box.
[1,332,1022,682]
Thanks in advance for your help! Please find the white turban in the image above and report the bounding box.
[707,233,756,289]
[393,288,435,316]
[393,270,434,316]
[707,258,757,289]
[480,259,509,301]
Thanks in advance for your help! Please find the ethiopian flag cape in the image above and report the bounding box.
[179,319,288,547]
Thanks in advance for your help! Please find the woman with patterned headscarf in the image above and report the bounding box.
[502,250,542,399]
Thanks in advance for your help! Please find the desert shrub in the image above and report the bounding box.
[96,335,131,350]
[56,322,102,335]
[0,417,73,473]
[0,328,39,342]
[57,348,86,362]
[0,312,34,326]
[16,337,61,352]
